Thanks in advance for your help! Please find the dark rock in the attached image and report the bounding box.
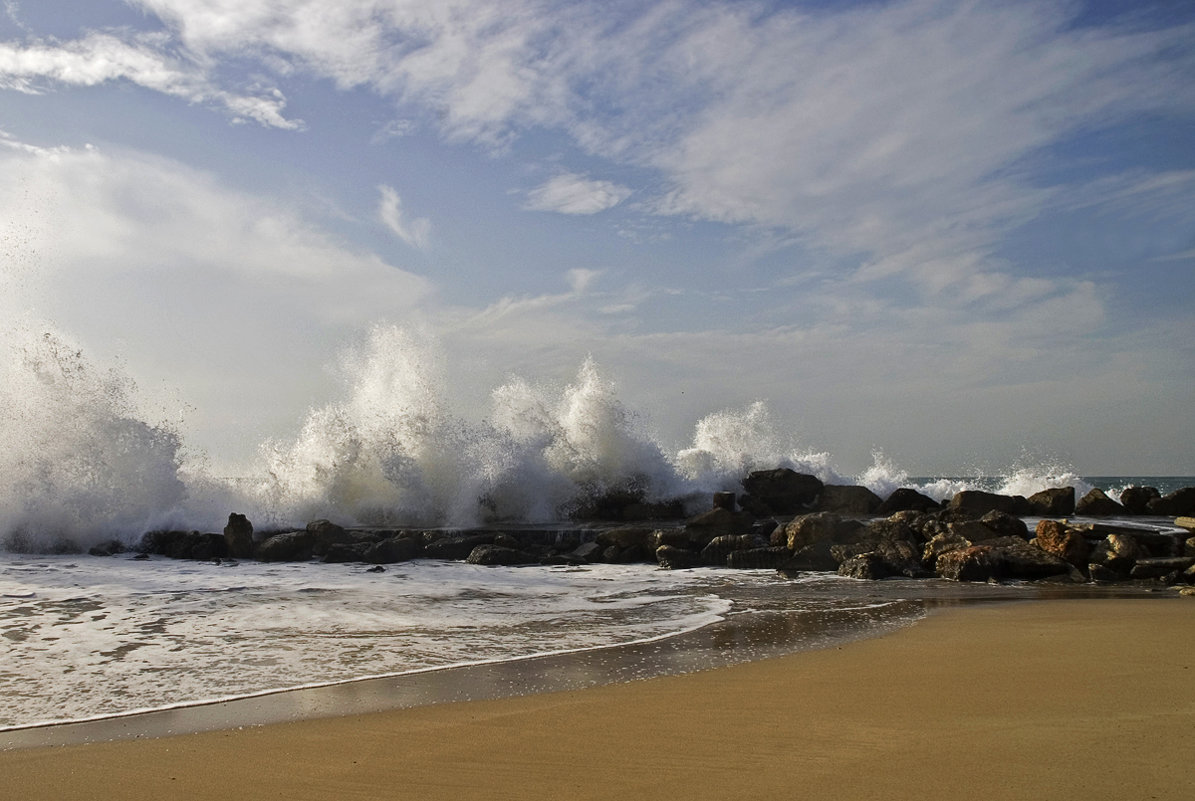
[1146,487,1195,516]
[922,533,970,567]
[306,519,351,555]
[567,541,604,562]
[655,544,701,569]
[322,542,372,563]
[646,529,691,551]
[1034,520,1092,567]
[815,485,882,515]
[1119,486,1160,515]
[423,534,494,561]
[949,490,1030,516]
[1088,563,1122,582]
[784,513,865,551]
[1075,489,1124,516]
[712,492,736,511]
[596,526,654,550]
[838,552,892,580]
[986,537,1074,580]
[936,545,1002,582]
[88,539,125,557]
[786,540,840,571]
[877,488,940,514]
[700,534,756,566]
[1025,487,1075,517]
[947,520,1002,543]
[978,510,1029,540]
[139,530,228,560]
[223,513,255,559]
[1187,537,1195,558]
[466,544,536,566]
[256,530,314,562]
[740,469,823,515]
[366,565,386,573]
[727,546,793,569]
[365,536,420,564]
[683,507,755,542]
[1130,557,1195,580]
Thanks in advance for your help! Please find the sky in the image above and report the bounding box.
[0,0,1193,478]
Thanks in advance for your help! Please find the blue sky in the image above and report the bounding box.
[1,0,1192,477]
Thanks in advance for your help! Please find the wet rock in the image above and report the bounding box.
[922,533,970,568]
[683,507,755,543]
[784,512,864,551]
[466,544,536,566]
[655,544,701,569]
[306,520,352,555]
[1088,563,1121,582]
[740,469,823,515]
[1130,557,1195,581]
[423,534,494,561]
[986,537,1074,581]
[322,542,371,563]
[365,536,420,564]
[979,510,1030,540]
[700,534,756,566]
[949,490,1030,516]
[596,526,654,551]
[712,492,736,511]
[877,487,940,514]
[727,546,793,569]
[567,541,604,562]
[815,485,882,515]
[1119,486,1161,515]
[948,520,1002,543]
[1026,487,1075,517]
[140,530,228,561]
[838,553,892,580]
[1075,489,1124,516]
[88,539,126,557]
[785,540,840,571]
[1034,520,1092,567]
[223,513,254,559]
[646,529,692,551]
[256,530,314,562]
[936,545,1002,582]
[1146,487,1195,516]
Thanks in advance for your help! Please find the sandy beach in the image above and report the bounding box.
[3,597,1192,801]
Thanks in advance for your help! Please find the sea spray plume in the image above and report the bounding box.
[0,331,187,550]
[855,450,911,499]
[675,401,843,490]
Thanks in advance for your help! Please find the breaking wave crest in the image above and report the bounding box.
[0,324,1128,552]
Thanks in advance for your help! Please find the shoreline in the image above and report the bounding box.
[1,597,1191,800]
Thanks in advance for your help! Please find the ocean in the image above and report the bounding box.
[1,326,1191,734]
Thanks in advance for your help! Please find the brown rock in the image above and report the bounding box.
[1026,487,1075,516]
[1146,487,1195,516]
[784,513,865,551]
[740,469,823,515]
[949,490,1030,516]
[1119,486,1160,515]
[223,513,254,559]
[1075,489,1124,516]
[815,485,882,515]
[936,545,1002,582]
[1034,520,1092,567]
[877,487,940,514]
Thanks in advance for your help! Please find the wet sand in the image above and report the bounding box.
[3,597,1193,800]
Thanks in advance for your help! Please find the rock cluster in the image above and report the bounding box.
[125,469,1195,586]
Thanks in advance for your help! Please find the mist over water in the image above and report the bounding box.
[0,323,1152,552]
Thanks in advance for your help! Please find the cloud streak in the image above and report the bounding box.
[524,172,631,215]
[378,184,431,249]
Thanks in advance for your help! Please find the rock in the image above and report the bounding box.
[256,530,314,562]
[727,546,793,569]
[936,545,1002,582]
[923,533,970,567]
[978,510,1030,540]
[815,485,882,515]
[365,536,419,564]
[306,519,351,555]
[683,507,754,542]
[423,534,494,561]
[1179,587,1195,597]
[646,529,692,551]
[838,553,892,580]
[700,534,756,566]
[786,540,840,571]
[1130,557,1195,580]
[1146,487,1195,516]
[1025,487,1075,516]
[712,492,736,511]
[567,541,604,562]
[466,544,536,566]
[877,488,940,514]
[784,513,865,551]
[1187,537,1195,558]
[322,542,372,563]
[655,544,701,569]
[88,539,125,557]
[139,530,229,560]
[1088,563,1122,582]
[740,469,823,515]
[1176,517,1195,533]
[1034,520,1092,567]
[947,520,1002,543]
[949,490,1030,516]
[596,526,654,550]
[1119,486,1161,515]
[1075,489,1124,516]
[986,537,1073,580]
[223,513,255,559]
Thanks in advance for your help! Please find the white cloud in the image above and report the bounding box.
[377,184,431,249]
[0,31,301,128]
[524,172,631,215]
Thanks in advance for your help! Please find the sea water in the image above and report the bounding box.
[0,325,1189,730]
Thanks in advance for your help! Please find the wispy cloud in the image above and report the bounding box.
[524,172,631,215]
[377,184,431,249]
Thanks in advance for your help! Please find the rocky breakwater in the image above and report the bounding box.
[121,469,1195,587]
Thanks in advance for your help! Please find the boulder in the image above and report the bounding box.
[1026,487,1075,517]
[595,526,655,550]
[139,530,229,560]
[88,539,126,557]
[567,541,604,562]
[923,532,970,567]
[786,540,841,571]
[978,510,1030,540]
[256,530,314,562]
[815,485,882,515]
[655,544,702,569]
[700,534,756,566]
[322,542,371,563]
[423,534,494,561]
[985,537,1074,581]
[365,536,420,564]
[949,490,1030,516]
[1146,487,1195,516]
[1119,486,1160,515]
[877,488,940,514]
[306,519,352,555]
[646,529,692,551]
[784,513,865,551]
[466,544,537,566]
[948,520,1002,543]
[712,492,736,511]
[740,469,823,515]
[936,545,1002,582]
[1034,520,1092,567]
[838,553,892,580]
[223,513,255,558]
[1130,557,1195,581]
[1075,489,1124,516]
[727,546,793,569]
[683,507,754,542]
